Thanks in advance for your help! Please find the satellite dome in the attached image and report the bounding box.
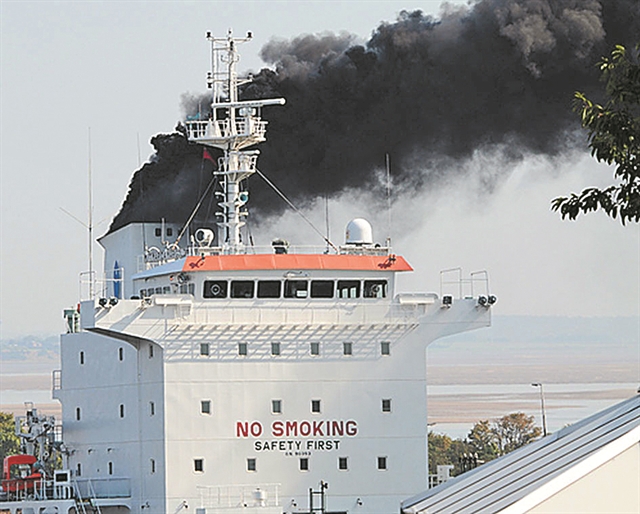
[345,218,373,245]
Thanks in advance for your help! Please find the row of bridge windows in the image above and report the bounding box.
[192,455,388,473]
[199,341,391,357]
[202,279,387,299]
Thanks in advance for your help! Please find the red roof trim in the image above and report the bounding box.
[183,254,413,272]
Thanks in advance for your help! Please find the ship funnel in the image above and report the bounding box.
[345,218,373,245]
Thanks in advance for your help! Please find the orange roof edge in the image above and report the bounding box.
[183,254,413,272]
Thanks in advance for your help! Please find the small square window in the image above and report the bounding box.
[380,341,390,356]
[194,459,204,473]
[155,227,161,237]
[238,343,248,356]
[201,400,211,415]
[382,399,392,413]
[271,342,281,356]
[338,457,348,470]
[200,343,210,356]
[377,456,387,470]
[343,342,353,356]
[299,458,309,471]
[310,342,320,356]
[247,458,256,472]
[166,227,173,237]
[272,400,282,414]
[311,400,321,413]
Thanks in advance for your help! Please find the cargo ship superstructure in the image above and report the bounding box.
[0,31,494,514]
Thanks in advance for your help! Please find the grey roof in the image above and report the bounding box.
[402,394,640,514]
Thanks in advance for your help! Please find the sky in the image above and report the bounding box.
[1,0,639,339]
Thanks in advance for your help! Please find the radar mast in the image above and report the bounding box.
[184,30,285,254]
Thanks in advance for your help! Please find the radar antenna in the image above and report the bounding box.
[184,30,285,254]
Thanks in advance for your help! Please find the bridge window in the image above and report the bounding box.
[271,342,281,356]
[203,280,228,299]
[311,280,334,298]
[200,343,210,356]
[343,342,353,356]
[337,280,360,298]
[238,343,248,356]
[284,280,308,298]
[310,342,320,356]
[364,280,387,298]
[231,280,254,298]
[257,280,281,298]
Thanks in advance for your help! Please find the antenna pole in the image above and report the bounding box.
[88,127,94,299]
[385,153,391,250]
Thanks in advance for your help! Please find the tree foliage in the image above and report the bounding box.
[428,412,542,477]
[0,412,20,464]
[552,44,640,224]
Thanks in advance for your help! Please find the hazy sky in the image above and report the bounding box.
[1,0,638,338]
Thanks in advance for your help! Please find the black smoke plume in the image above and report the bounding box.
[109,0,639,234]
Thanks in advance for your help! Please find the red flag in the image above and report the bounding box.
[203,149,215,162]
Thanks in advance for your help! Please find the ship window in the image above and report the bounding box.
[155,287,162,294]
[343,342,353,356]
[140,289,147,297]
[155,228,161,237]
[380,342,390,356]
[108,462,113,475]
[299,458,309,471]
[150,402,155,416]
[149,344,154,358]
[257,280,281,298]
[284,280,308,298]
[364,280,387,298]
[311,400,321,413]
[194,459,204,473]
[231,280,254,298]
[238,343,248,356]
[337,280,360,298]
[76,407,81,421]
[310,280,334,298]
[382,399,392,413]
[247,458,256,472]
[166,227,173,237]
[377,456,387,470]
[203,280,228,299]
[162,286,170,294]
[119,404,125,418]
[271,400,282,414]
[338,457,348,470]
[79,351,84,365]
[150,459,156,474]
[188,283,195,295]
[310,342,320,356]
[76,463,82,477]
[201,400,211,415]
[179,284,188,294]
[200,343,210,356]
[271,342,281,356]
[118,347,124,361]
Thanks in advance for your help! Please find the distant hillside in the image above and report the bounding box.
[0,334,59,361]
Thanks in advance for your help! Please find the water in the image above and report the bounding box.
[427,382,638,439]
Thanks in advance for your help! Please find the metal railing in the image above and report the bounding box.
[439,268,490,298]
[197,483,280,508]
[74,477,131,499]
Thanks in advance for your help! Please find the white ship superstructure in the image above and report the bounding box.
[1,31,494,514]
